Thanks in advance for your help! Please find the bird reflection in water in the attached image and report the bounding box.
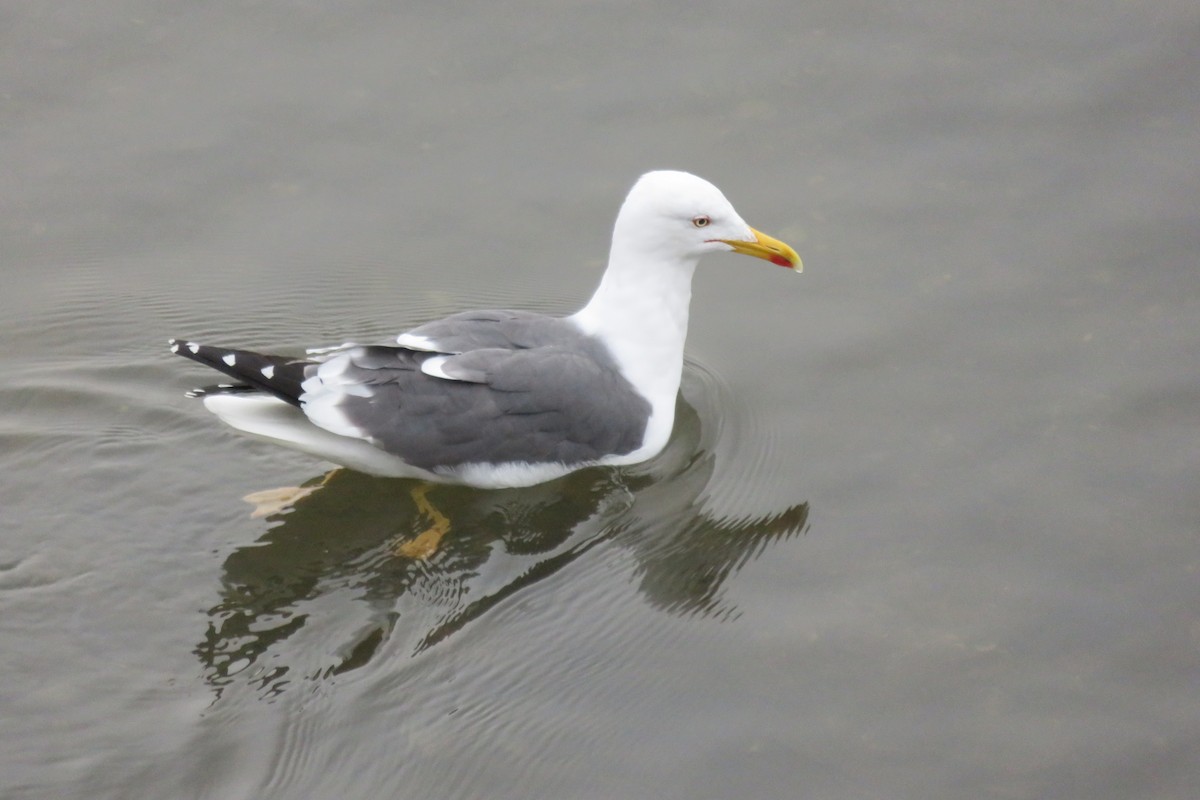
[194,391,809,700]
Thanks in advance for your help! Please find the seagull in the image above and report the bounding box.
[170,170,801,490]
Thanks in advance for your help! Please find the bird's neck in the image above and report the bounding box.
[570,238,697,412]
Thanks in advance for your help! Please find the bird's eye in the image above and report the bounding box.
[692,215,711,228]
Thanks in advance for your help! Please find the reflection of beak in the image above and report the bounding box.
[716,227,803,271]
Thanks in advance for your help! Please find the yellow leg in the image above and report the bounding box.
[242,468,342,519]
[395,483,451,559]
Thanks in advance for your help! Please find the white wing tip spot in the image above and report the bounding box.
[397,333,440,351]
[419,355,451,380]
[222,353,237,366]
[188,343,200,354]
[261,365,275,379]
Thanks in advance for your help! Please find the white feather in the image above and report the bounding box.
[441,461,576,489]
[396,333,443,352]
[419,355,453,380]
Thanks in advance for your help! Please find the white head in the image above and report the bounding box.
[612,170,801,270]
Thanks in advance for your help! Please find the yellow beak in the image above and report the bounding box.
[717,227,803,272]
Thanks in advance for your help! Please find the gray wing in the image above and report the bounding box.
[397,310,567,353]
[300,336,651,470]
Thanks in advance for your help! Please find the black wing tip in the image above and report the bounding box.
[169,338,201,357]
[169,338,308,408]
[169,339,243,370]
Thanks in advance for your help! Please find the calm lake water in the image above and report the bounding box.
[3,2,1198,798]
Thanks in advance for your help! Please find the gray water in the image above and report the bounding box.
[3,2,1198,798]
